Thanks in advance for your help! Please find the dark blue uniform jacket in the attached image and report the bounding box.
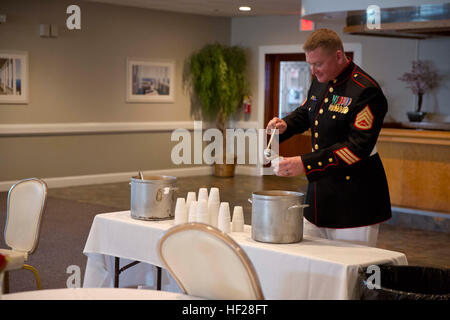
[280,59,392,228]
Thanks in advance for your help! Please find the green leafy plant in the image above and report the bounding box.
[185,43,248,133]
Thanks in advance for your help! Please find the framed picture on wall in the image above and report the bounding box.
[126,58,175,103]
[0,51,29,104]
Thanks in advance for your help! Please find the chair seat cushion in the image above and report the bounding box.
[0,249,26,271]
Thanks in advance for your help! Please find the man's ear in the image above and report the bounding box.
[335,50,344,62]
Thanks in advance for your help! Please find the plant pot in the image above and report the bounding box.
[214,154,237,177]
[214,163,236,177]
[407,111,427,122]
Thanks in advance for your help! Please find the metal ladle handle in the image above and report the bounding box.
[266,129,276,150]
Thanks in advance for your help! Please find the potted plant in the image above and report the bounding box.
[399,60,439,122]
[184,43,248,177]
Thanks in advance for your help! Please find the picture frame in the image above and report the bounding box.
[0,51,29,104]
[126,58,175,103]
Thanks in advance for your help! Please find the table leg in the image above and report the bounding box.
[114,256,161,290]
[114,257,120,288]
[156,266,162,290]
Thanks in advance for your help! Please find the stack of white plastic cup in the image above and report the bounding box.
[208,188,220,203]
[188,200,198,222]
[197,199,209,224]
[186,192,196,213]
[231,206,244,232]
[198,188,208,203]
[218,202,231,233]
[208,188,220,228]
[174,198,187,225]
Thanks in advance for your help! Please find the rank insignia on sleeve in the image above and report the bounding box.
[354,105,374,130]
[334,147,361,165]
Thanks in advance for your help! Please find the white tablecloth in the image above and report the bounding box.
[83,211,408,300]
[2,288,203,300]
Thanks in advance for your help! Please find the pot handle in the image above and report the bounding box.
[162,187,179,195]
[288,204,309,210]
[248,198,252,204]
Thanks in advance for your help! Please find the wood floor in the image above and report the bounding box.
[48,174,450,269]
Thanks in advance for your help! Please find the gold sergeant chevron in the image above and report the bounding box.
[354,105,374,130]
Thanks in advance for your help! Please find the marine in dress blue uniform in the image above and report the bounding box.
[280,58,392,228]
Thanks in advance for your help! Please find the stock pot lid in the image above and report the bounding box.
[252,190,304,199]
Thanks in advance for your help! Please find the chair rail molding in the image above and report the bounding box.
[0,120,260,136]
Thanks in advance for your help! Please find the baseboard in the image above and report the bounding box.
[0,167,211,191]
[235,165,260,176]
[385,206,450,233]
[0,164,261,192]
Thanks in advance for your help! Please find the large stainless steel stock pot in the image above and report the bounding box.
[249,190,308,243]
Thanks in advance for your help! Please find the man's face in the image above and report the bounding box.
[305,47,340,83]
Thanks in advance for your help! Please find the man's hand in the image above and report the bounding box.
[275,156,305,177]
[266,117,287,135]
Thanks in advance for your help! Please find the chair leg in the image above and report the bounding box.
[23,264,42,290]
[3,271,10,294]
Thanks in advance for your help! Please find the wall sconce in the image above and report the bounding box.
[50,25,58,37]
[40,24,49,37]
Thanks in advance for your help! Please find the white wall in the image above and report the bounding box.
[0,0,231,182]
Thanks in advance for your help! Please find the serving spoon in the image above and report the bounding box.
[264,130,276,159]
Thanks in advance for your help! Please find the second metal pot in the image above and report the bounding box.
[249,190,308,244]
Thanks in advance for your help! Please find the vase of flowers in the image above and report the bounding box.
[399,60,439,122]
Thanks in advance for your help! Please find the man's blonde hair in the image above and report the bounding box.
[303,29,344,54]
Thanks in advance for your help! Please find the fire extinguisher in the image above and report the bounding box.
[243,95,251,114]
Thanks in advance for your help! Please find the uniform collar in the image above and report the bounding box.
[329,57,354,86]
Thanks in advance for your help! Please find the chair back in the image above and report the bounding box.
[4,178,47,254]
[158,223,264,300]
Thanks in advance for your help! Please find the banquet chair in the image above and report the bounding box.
[0,178,47,293]
[158,223,264,300]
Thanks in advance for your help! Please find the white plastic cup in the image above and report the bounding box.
[271,156,284,175]
[231,206,244,232]
[208,187,220,203]
[208,200,220,228]
[188,200,198,223]
[197,199,209,224]
[198,188,208,203]
[218,202,231,233]
[174,198,187,225]
[186,192,196,212]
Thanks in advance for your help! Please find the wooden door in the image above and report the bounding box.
[264,53,311,158]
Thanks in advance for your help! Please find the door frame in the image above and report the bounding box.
[256,43,362,175]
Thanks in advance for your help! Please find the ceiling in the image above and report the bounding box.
[86,0,302,17]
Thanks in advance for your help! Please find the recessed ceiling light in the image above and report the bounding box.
[239,6,251,12]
